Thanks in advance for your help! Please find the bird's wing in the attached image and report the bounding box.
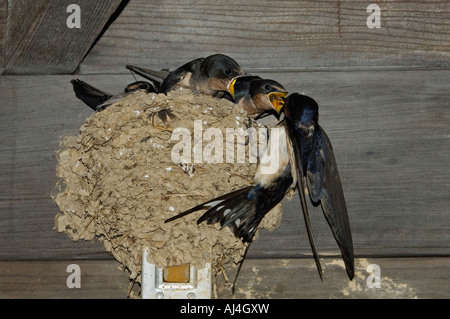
[284,121,323,280]
[311,126,354,279]
[126,65,168,83]
[158,58,203,94]
[126,65,169,91]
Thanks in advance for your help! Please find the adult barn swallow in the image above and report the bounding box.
[126,54,244,97]
[284,93,354,281]
[227,75,287,119]
[165,92,354,286]
[71,79,155,112]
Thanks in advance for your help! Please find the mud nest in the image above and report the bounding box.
[53,89,283,294]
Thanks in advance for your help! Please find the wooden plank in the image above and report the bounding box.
[0,70,449,261]
[218,257,450,299]
[0,0,6,73]
[0,74,128,260]
[3,0,124,75]
[0,260,132,298]
[0,258,448,298]
[80,0,450,74]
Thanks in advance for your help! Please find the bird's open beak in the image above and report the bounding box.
[268,92,288,114]
[227,78,237,98]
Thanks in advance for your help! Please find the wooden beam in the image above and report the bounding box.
[218,257,450,299]
[0,71,448,261]
[80,0,450,74]
[0,0,6,73]
[0,260,132,298]
[0,258,448,298]
[3,0,124,75]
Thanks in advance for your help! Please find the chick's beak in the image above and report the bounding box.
[268,92,288,114]
[227,78,236,98]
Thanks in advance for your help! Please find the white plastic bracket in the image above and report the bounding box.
[141,248,212,299]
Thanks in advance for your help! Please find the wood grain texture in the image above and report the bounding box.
[0,260,131,298]
[3,0,123,75]
[0,0,6,73]
[0,258,448,298]
[218,257,450,299]
[80,0,450,74]
[0,70,449,261]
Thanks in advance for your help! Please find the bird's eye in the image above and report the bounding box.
[224,69,232,76]
[265,84,272,91]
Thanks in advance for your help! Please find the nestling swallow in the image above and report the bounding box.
[227,75,287,119]
[71,79,155,111]
[127,54,244,97]
[165,92,354,289]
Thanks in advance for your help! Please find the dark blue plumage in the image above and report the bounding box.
[284,93,354,280]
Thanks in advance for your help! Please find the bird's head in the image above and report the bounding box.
[284,93,319,126]
[203,54,244,92]
[228,76,287,117]
[227,75,258,100]
[250,79,288,115]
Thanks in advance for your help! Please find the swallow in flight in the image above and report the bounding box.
[71,79,155,112]
[126,53,244,97]
[165,92,354,290]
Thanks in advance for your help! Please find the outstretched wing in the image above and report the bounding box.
[309,126,354,279]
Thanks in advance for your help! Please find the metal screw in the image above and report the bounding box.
[187,292,196,299]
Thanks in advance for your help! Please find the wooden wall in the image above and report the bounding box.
[0,0,449,298]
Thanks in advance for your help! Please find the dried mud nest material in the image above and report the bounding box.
[53,89,283,292]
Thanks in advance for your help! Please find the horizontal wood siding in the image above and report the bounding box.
[0,70,448,260]
[80,0,450,73]
[1,258,449,298]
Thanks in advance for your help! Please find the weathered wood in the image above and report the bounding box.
[0,70,449,261]
[80,0,450,74]
[0,260,132,298]
[218,257,450,299]
[0,0,6,74]
[3,0,124,75]
[0,258,448,298]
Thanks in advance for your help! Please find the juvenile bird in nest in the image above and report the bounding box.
[71,54,243,114]
[227,75,287,119]
[165,89,354,292]
[126,53,244,98]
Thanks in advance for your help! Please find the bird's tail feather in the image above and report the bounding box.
[70,79,112,110]
[165,186,260,243]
